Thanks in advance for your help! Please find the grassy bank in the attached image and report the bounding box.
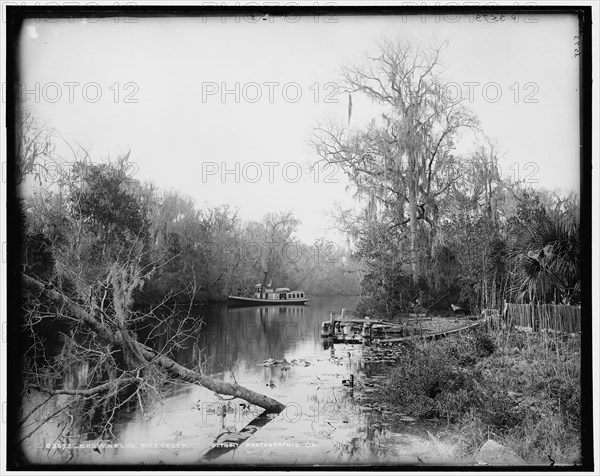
[368,327,581,465]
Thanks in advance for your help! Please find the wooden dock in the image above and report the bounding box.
[333,318,384,324]
[321,308,492,345]
[321,309,402,343]
[374,315,490,344]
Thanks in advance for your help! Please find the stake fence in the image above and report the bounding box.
[500,302,581,333]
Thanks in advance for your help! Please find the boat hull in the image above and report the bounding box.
[228,296,311,306]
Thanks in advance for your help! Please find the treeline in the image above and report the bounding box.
[16,116,307,449]
[19,130,361,306]
[312,37,580,319]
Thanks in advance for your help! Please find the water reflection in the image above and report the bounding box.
[154,297,358,379]
[61,296,439,465]
[22,297,447,466]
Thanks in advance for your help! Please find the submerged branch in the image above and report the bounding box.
[22,273,286,415]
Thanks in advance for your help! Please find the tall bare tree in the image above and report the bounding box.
[16,108,55,185]
[313,37,477,286]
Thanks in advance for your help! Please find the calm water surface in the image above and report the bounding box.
[28,297,443,466]
[112,296,376,464]
[193,296,360,377]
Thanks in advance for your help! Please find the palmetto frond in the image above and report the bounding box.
[509,217,580,304]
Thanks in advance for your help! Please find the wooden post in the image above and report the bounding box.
[362,323,371,346]
[340,308,346,320]
[329,312,335,337]
[321,321,329,338]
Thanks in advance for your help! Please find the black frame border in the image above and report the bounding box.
[4,4,594,472]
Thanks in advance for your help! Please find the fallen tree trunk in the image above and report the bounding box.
[139,345,285,412]
[23,274,286,413]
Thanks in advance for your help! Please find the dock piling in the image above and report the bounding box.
[329,312,335,338]
[362,323,372,346]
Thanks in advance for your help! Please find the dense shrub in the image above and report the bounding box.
[475,332,496,356]
[381,345,460,418]
[374,329,581,463]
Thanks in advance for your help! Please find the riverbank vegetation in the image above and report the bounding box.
[308,36,583,465]
[368,326,581,464]
[19,117,361,304]
[16,115,365,459]
[312,37,580,319]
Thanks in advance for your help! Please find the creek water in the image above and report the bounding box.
[22,296,450,467]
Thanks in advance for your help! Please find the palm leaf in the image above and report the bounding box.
[509,216,579,303]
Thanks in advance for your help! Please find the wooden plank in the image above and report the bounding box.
[332,318,384,324]
[375,317,489,344]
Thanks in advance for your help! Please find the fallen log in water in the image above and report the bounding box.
[24,274,286,414]
[139,346,286,412]
[199,409,278,461]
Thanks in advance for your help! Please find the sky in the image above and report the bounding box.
[19,12,581,243]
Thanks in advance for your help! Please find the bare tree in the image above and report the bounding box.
[19,253,285,450]
[313,37,478,285]
[16,107,56,185]
[246,211,300,286]
[18,149,285,454]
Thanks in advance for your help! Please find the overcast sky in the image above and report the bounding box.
[19,12,580,243]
